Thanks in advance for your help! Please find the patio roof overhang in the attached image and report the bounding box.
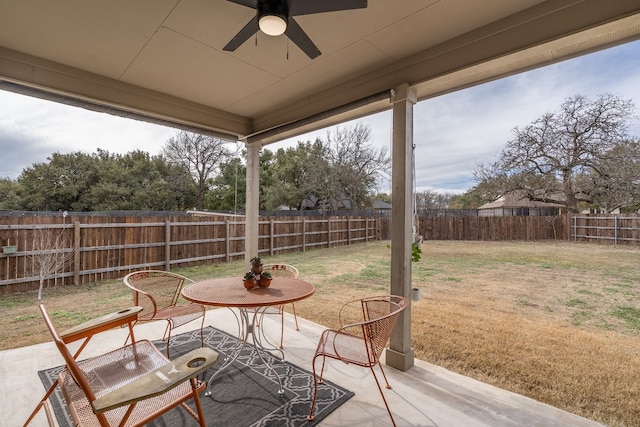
[2,0,640,372]
[0,0,639,145]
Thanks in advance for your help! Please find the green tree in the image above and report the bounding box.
[207,156,246,212]
[16,149,197,211]
[18,151,100,211]
[82,150,196,210]
[0,178,21,210]
[264,140,330,210]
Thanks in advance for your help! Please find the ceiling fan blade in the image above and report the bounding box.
[223,16,259,52]
[226,0,257,8]
[285,18,321,59]
[289,0,367,16]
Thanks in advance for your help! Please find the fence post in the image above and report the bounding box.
[365,218,368,242]
[165,221,171,271]
[270,219,275,256]
[614,216,618,245]
[302,219,307,252]
[347,217,352,245]
[225,220,230,262]
[73,221,81,285]
[327,218,331,247]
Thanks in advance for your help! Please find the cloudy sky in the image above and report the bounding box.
[2,39,640,194]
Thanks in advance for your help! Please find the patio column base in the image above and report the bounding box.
[385,347,414,372]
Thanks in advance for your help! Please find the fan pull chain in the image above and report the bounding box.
[286,37,289,60]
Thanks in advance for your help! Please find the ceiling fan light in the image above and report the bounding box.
[259,14,287,36]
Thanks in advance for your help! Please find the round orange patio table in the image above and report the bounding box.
[181,276,315,395]
[181,276,315,309]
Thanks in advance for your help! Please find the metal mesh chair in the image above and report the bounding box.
[307,295,408,427]
[123,270,205,359]
[38,304,218,427]
[260,263,300,348]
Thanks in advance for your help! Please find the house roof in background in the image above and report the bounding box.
[479,191,566,209]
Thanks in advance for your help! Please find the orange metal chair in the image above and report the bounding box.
[123,270,205,359]
[260,263,300,348]
[24,306,143,426]
[307,295,408,427]
[37,304,219,427]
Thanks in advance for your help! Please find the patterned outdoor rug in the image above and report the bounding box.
[38,326,353,426]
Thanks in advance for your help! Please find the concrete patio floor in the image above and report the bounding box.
[6,308,604,427]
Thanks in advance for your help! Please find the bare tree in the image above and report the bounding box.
[30,220,74,300]
[162,131,230,210]
[324,123,391,210]
[586,140,640,212]
[415,190,455,210]
[474,94,635,212]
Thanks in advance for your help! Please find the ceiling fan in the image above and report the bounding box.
[223,0,368,59]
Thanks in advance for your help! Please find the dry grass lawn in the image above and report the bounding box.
[2,240,639,426]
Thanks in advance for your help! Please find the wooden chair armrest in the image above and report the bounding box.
[92,347,219,413]
[60,306,143,343]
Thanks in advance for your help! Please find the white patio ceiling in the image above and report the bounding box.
[0,0,639,145]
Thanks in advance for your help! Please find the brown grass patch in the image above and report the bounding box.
[2,241,639,426]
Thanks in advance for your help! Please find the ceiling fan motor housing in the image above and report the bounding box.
[258,0,289,29]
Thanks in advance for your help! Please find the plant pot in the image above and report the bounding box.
[259,277,272,288]
[2,245,17,255]
[251,263,263,275]
[411,287,421,302]
[243,278,257,290]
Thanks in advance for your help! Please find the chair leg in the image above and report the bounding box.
[279,307,285,349]
[369,365,397,427]
[191,378,207,427]
[291,303,299,331]
[198,313,205,349]
[307,354,324,422]
[165,321,173,359]
[23,379,59,427]
[377,360,393,389]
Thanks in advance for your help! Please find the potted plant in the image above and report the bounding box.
[250,256,263,274]
[259,270,272,288]
[410,241,422,301]
[243,271,257,290]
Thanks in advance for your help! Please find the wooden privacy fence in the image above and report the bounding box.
[417,214,569,241]
[5,212,636,295]
[0,213,379,295]
[572,215,640,244]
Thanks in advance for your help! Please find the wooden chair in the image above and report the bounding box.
[260,263,300,348]
[307,295,408,427]
[38,304,219,427]
[123,270,205,359]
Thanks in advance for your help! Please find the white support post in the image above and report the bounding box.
[386,83,416,372]
[245,142,260,270]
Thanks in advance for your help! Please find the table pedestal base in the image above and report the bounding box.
[205,307,285,396]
